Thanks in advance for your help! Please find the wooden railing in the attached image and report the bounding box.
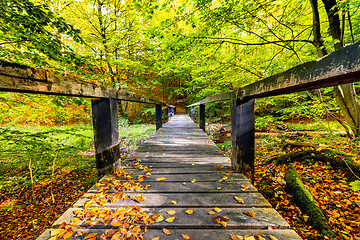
[0,60,175,176]
[187,41,360,182]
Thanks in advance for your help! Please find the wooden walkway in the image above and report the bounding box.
[38,115,301,240]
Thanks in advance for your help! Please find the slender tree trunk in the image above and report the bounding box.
[320,0,360,138]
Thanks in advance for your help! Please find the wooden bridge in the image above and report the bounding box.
[37,114,301,240]
[2,41,360,240]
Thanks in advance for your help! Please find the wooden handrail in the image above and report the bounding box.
[0,60,172,107]
[188,41,360,106]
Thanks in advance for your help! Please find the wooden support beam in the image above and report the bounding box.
[188,41,360,106]
[167,106,175,120]
[199,104,205,131]
[231,98,255,183]
[0,60,166,105]
[191,106,195,120]
[187,107,190,116]
[156,104,162,130]
[91,98,120,176]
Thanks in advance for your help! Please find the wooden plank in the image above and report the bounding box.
[38,229,302,240]
[0,60,166,105]
[189,41,360,106]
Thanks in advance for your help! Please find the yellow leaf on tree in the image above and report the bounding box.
[234,195,244,204]
[185,209,193,215]
[166,217,175,222]
[156,177,167,181]
[163,228,172,235]
[213,207,222,213]
[182,234,191,239]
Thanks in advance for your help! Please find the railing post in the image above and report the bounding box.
[174,107,176,115]
[191,106,195,120]
[91,98,120,176]
[199,104,205,131]
[231,98,255,183]
[187,107,190,116]
[156,104,162,130]
[167,106,173,120]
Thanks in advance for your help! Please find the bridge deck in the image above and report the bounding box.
[38,115,301,240]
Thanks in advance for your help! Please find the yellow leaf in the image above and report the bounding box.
[234,196,244,204]
[71,218,80,226]
[155,215,165,222]
[269,235,279,240]
[49,236,57,240]
[208,210,215,215]
[163,228,172,235]
[171,200,177,204]
[166,217,175,222]
[156,177,167,181]
[185,209,193,215]
[213,207,222,213]
[151,238,160,240]
[167,210,176,215]
[217,187,221,190]
[182,234,191,239]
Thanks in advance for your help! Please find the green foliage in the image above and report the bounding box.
[0,124,96,193]
[0,0,84,69]
[349,180,360,191]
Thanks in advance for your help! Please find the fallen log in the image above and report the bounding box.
[270,149,360,180]
[284,164,338,238]
[282,140,329,149]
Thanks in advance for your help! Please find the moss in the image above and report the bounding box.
[285,164,338,238]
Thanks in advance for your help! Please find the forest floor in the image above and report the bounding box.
[0,121,359,239]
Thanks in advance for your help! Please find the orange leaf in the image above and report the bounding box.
[163,228,172,235]
[234,196,244,204]
[151,238,160,240]
[230,235,243,240]
[246,211,256,218]
[84,233,98,239]
[208,210,215,215]
[268,225,277,230]
[213,207,222,213]
[182,234,191,239]
[254,234,265,240]
[110,218,122,227]
[62,231,73,239]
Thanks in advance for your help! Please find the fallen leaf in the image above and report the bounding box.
[269,235,279,240]
[268,225,277,230]
[208,210,215,215]
[155,215,165,222]
[182,234,191,239]
[213,215,229,227]
[217,187,221,190]
[230,235,243,240]
[167,210,176,215]
[151,238,160,240]
[253,233,265,240]
[213,207,222,213]
[166,217,175,222]
[110,218,122,227]
[246,211,256,218]
[234,196,244,204]
[156,177,167,181]
[185,209,193,215]
[244,236,255,240]
[163,228,172,235]
[62,232,73,239]
[84,233,98,239]
[171,200,177,204]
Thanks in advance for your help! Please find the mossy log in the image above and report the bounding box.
[285,164,338,238]
[270,149,360,180]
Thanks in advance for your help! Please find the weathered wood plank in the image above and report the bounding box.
[189,41,360,106]
[0,60,166,105]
